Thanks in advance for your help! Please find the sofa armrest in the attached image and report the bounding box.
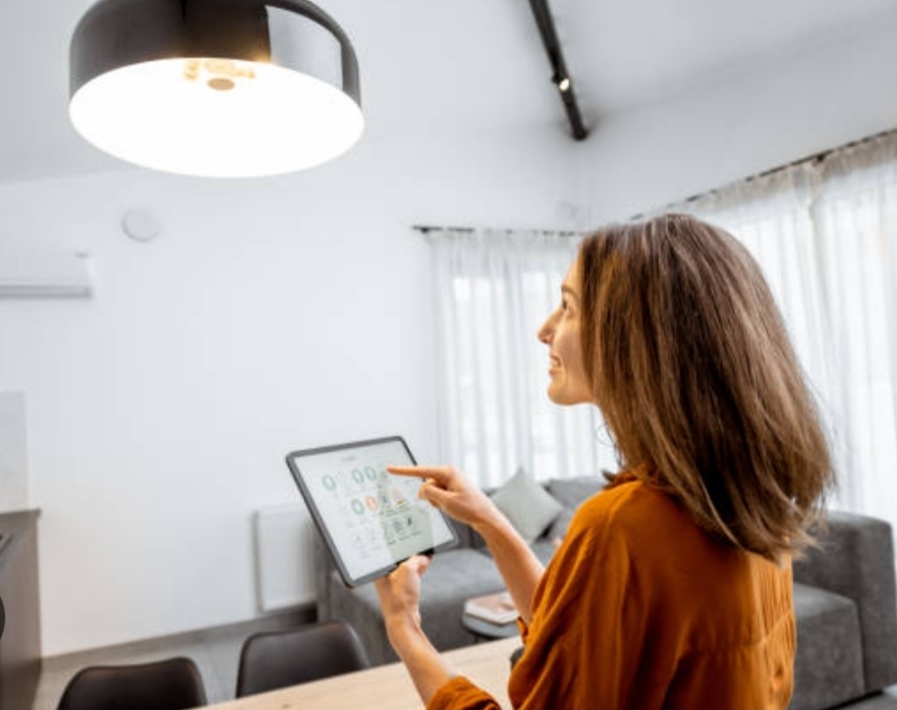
[793,511,897,692]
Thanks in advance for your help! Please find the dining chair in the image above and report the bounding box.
[56,656,207,710]
[235,620,371,697]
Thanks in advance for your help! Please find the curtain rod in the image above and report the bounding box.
[412,225,583,237]
[418,127,897,231]
[672,125,897,208]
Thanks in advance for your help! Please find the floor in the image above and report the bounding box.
[31,608,314,710]
[30,612,897,710]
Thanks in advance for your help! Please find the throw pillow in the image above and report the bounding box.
[490,467,564,543]
[546,506,576,544]
[545,475,605,508]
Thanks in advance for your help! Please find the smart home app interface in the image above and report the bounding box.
[295,440,454,580]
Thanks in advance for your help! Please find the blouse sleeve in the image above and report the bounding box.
[430,486,646,710]
[427,676,502,710]
[506,493,645,710]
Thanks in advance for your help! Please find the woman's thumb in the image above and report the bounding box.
[412,554,432,575]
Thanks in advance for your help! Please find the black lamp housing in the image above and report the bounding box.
[69,0,363,177]
[70,0,360,106]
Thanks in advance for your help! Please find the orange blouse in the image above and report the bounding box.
[428,479,795,710]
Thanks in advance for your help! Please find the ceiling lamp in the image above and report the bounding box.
[68,0,363,178]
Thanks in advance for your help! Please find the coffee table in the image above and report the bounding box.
[461,610,520,641]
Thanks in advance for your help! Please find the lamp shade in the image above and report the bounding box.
[69,0,363,177]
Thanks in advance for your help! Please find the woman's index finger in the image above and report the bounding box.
[387,465,452,483]
[385,465,425,477]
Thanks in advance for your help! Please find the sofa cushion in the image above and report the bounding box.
[530,539,560,566]
[545,475,605,508]
[544,475,604,541]
[790,582,865,710]
[422,548,507,601]
[490,467,564,542]
[794,511,897,694]
[546,507,576,542]
[446,515,474,549]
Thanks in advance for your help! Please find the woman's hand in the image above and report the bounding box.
[387,465,500,531]
[374,556,456,704]
[375,555,430,630]
[389,465,546,624]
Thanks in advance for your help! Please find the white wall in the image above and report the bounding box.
[0,129,579,656]
[576,12,897,222]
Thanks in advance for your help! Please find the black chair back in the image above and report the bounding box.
[57,656,207,710]
[236,620,370,697]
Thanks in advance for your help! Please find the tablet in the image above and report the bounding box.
[285,436,457,587]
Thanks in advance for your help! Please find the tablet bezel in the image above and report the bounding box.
[285,435,458,587]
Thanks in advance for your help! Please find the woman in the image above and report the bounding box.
[376,214,833,709]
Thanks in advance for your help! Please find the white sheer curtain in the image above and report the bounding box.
[426,133,897,516]
[810,136,897,519]
[425,229,618,488]
[667,133,897,527]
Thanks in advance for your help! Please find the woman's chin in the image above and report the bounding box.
[547,386,574,405]
[547,383,591,406]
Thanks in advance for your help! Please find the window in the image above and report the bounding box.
[673,135,897,523]
[427,230,617,487]
[426,131,897,532]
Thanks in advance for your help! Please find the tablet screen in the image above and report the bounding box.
[285,436,457,587]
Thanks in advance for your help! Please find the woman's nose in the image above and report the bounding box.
[538,314,555,344]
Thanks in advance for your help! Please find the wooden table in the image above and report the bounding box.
[206,636,520,710]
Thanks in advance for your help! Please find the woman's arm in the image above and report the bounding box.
[468,510,544,623]
[387,465,544,621]
[376,466,541,708]
[376,556,502,709]
[375,556,455,701]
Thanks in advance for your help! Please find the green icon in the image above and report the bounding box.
[350,499,365,516]
[322,475,337,491]
[351,469,364,484]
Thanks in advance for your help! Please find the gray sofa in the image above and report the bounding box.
[313,475,897,710]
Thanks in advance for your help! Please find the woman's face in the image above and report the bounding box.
[538,258,593,405]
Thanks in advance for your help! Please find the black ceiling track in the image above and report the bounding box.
[527,0,588,140]
[529,0,589,141]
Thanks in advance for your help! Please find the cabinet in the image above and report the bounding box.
[0,511,41,710]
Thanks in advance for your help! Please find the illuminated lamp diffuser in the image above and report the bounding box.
[68,0,363,177]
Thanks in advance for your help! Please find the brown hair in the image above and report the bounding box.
[579,213,833,561]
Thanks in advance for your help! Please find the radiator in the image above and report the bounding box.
[253,503,317,612]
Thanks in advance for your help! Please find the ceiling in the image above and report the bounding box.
[2,0,897,184]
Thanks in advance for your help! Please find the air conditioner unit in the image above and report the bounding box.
[0,247,93,298]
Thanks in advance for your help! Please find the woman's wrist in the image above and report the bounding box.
[385,615,455,692]
[384,611,424,655]
[385,618,455,704]
[471,505,515,541]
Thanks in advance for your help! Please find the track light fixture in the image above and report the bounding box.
[528,0,587,140]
